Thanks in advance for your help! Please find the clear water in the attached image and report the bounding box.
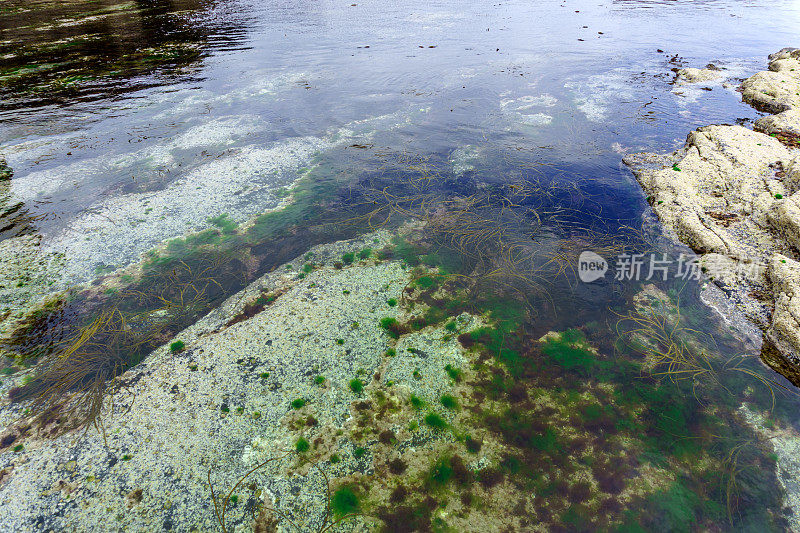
[2,0,800,531]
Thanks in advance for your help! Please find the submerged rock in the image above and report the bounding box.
[0,158,11,181]
[740,405,800,533]
[0,231,482,531]
[625,48,800,384]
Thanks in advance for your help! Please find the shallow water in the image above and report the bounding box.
[3,0,800,531]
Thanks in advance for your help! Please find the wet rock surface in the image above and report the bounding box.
[0,232,393,530]
[675,65,722,84]
[625,48,800,385]
[0,228,509,531]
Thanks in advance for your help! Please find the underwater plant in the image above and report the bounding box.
[208,451,364,532]
[296,438,310,453]
[614,302,793,408]
[291,399,307,409]
[331,486,360,517]
[423,412,447,430]
[5,308,151,440]
[349,379,364,394]
[439,395,458,410]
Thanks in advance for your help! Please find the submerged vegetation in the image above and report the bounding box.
[1,149,796,530]
[0,0,224,110]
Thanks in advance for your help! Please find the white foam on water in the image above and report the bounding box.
[565,69,636,123]
[43,135,335,284]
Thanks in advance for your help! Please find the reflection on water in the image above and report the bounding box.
[0,0,248,113]
[2,0,800,531]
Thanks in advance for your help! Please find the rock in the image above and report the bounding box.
[741,48,800,113]
[768,193,800,250]
[788,154,800,192]
[769,47,800,70]
[625,124,792,261]
[740,405,800,533]
[625,48,800,385]
[767,254,800,358]
[676,67,722,83]
[755,109,800,137]
[0,235,66,343]
[0,158,11,182]
[750,50,800,139]
[0,231,481,531]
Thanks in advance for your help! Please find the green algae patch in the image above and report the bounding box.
[439,394,458,410]
[207,214,238,235]
[540,329,600,375]
[349,379,364,394]
[379,317,404,339]
[423,412,447,430]
[290,398,307,409]
[331,486,360,517]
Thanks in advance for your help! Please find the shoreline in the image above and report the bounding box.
[0,45,799,531]
[4,228,792,531]
[624,47,800,386]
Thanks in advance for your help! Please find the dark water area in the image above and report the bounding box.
[2,0,800,531]
[0,0,249,112]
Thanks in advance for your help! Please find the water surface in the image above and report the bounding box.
[2,0,800,531]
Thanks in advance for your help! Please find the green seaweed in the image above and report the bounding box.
[409,394,425,409]
[349,379,364,394]
[424,412,447,430]
[295,437,310,453]
[440,395,458,410]
[444,364,461,381]
[208,214,238,234]
[291,398,306,409]
[331,486,360,517]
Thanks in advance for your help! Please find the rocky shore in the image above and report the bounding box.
[625,48,800,385]
[3,47,800,532]
[0,230,491,531]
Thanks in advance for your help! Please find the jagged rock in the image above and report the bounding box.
[625,49,800,384]
[741,48,800,113]
[676,66,722,83]
[767,254,800,359]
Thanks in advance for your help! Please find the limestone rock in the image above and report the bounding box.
[755,109,800,137]
[769,193,800,250]
[767,254,800,358]
[742,48,800,113]
[676,66,722,84]
[626,124,792,260]
[625,48,800,386]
